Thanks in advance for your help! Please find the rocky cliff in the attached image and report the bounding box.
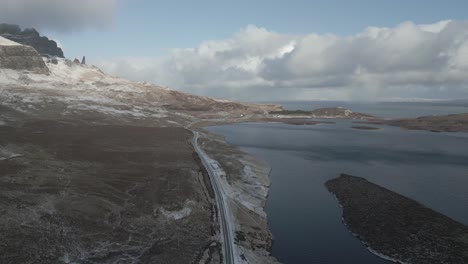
[0,36,49,74]
[0,23,64,58]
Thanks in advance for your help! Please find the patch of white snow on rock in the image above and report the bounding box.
[0,146,23,161]
[157,201,194,220]
[0,36,21,46]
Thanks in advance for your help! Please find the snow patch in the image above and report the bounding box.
[243,165,255,178]
[159,201,193,220]
[0,36,21,46]
[167,120,180,125]
[69,104,146,117]
[0,147,23,161]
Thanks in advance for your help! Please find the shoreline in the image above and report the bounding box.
[330,193,400,264]
[194,118,468,264]
[355,113,468,133]
[326,174,468,264]
[195,126,280,263]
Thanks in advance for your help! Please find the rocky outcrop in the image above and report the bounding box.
[0,23,64,58]
[0,36,49,74]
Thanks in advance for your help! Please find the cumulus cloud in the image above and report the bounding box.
[0,0,117,32]
[97,20,468,101]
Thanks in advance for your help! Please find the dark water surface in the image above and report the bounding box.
[207,121,468,264]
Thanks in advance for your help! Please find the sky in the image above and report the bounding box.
[1,0,468,101]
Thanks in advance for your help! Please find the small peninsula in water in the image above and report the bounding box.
[360,113,468,133]
[326,174,468,264]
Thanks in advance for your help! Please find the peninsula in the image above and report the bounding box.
[326,174,468,264]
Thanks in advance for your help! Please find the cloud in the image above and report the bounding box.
[0,0,118,32]
[97,20,468,101]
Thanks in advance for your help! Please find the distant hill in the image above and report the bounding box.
[0,23,64,58]
[270,106,375,119]
[361,113,468,133]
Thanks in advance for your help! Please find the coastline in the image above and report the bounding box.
[330,193,401,264]
[2,32,466,263]
[326,174,468,264]
[194,118,468,264]
[195,127,280,264]
[189,115,386,264]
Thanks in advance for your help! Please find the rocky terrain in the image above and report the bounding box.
[326,174,468,264]
[0,121,215,264]
[0,56,281,128]
[0,36,49,73]
[271,107,376,119]
[0,37,281,263]
[0,24,64,57]
[360,113,468,133]
[198,131,279,264]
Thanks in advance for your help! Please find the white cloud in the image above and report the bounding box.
[0,0,118,32]
[97,20,468,101]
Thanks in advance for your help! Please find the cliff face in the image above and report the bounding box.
[0,36,49,74]
[0,24,64,58]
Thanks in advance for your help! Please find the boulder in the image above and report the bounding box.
[0,36,49,74]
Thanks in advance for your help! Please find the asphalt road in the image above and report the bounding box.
[192,131,235,264]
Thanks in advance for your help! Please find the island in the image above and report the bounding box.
[260,118,335,126]
[359,113,468,133]
[270,106,376,119]
[351,125,381,130]
[326,174,468,264]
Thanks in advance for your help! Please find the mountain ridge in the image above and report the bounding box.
[0,23,64,58]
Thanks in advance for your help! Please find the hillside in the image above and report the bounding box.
[0,54,281,127]
[360,113,468,133]
[270,107,375,119]
[0,36,282,264]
